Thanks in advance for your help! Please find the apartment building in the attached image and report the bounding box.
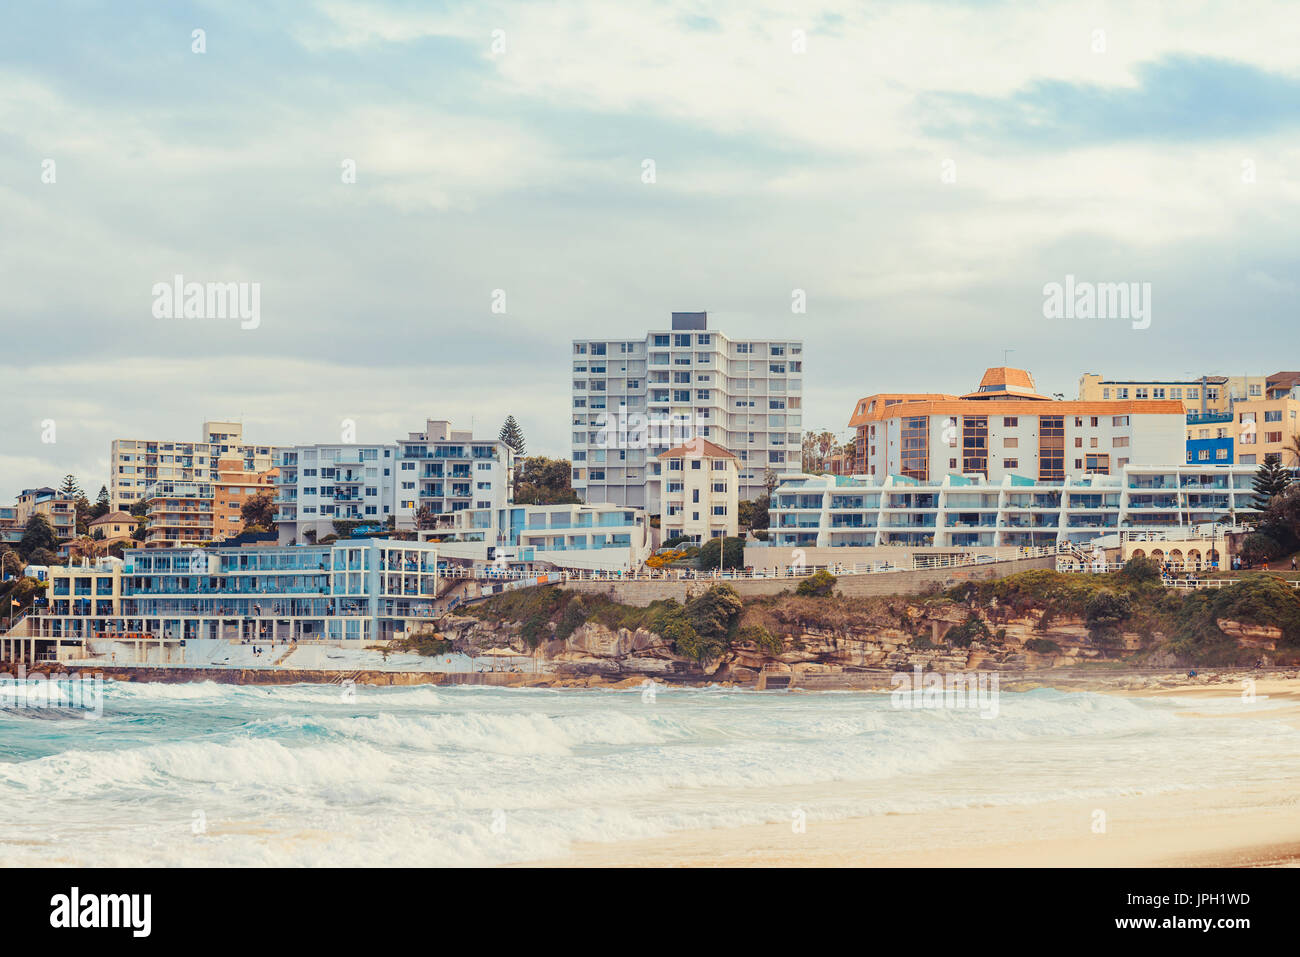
[433,502,652,574]
[23,540,443,656]
[274,443,399,544]
[571,311,803,509]
[213,457,279,541]
[109,420,279,510]
[392,419,513,536]
[647,439,739,543]
[770,465,1261,550]
[850,367,1186,484]
[142,481,215,547]
[15,487,77,542]
[275,419,512,545]
[1232,386,1300,467]
[1078,373,1266,415]
[0,506,20,549]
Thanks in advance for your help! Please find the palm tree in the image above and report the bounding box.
[1285,433,1300,468]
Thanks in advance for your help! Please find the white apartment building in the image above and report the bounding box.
[648,439,739,543]
[274,420,512,545]
[770,465,1262,550]
[433,502,651,574]
[571,311,803,509]
[274,443,399,544]
[109,420,279,510]
[392,419,513,535]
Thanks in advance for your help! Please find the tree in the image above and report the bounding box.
[240,491,277,531]
[1252,454,1291,510]
[1286,433,1300,469]
[74,494,92,535]
[18,514,58,559]
[0,548,22,580]
[414,504,436,531]
[514,457,581,505]
[696,536,744,571]
[58,474,81,499]
[89,486,111,521]
[27,547,58,567]
[499,416,526,457]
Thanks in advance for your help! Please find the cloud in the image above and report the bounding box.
[921,55,1300,147]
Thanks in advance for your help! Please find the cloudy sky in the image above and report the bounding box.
[2,0,1297,500]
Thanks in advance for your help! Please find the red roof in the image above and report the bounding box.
[656,438,737,459]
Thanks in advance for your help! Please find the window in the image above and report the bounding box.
[900,416,929,482]
[1003,417,1018,427]
[1039,415,1064,482]
[1112,415,1129,427]
[1004,458,1019,469]
[1113,436,1129,448]
[1003,437,1018,448]
[962,416,988,478]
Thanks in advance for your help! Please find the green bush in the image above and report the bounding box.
[944,611,991,648]
[796,569,837,597]
[1025,638,1060,654]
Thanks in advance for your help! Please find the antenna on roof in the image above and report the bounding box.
[1002,349,1014,367]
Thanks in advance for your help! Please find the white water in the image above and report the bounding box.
[1,681,1297,866]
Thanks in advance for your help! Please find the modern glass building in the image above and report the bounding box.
[26,540,443,648]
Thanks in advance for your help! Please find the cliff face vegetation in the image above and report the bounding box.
[425,559,1300,680]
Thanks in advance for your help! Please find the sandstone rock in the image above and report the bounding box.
[1216,619,1280,650]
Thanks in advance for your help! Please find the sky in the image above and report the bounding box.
[2,0,1297,500]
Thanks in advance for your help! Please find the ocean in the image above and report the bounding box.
[2,679,1297,866]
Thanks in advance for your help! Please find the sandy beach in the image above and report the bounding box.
[528,675,1300,867]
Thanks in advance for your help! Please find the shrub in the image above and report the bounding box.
[1115,556,1162,587]
[944,611,991,648]
[796,569,837,597]
[1239,532,1282,568]
[1025,637,1060,654]
[734,624,782,655]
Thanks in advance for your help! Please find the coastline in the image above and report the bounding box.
[524,783,1300,868]
[517,675,1300,868]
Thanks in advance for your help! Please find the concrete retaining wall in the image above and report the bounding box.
[559,555,1056,606]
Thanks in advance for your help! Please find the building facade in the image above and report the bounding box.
[769,465,1261,550]
[850,367,1186,484]
[571,311,803,508]
[26,540,443,650]
[109,420,279,510]
[213,457,279,541]
[648,439,739,543]
[1078,373,1266,415]
[15,487,77,542]
[433,502,652,574]
[275,420,512,545]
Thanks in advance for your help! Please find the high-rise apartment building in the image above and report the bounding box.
[108,420,279,510]
[571,311,803,508]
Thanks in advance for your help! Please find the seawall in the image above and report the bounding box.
[558,555,1055,606]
